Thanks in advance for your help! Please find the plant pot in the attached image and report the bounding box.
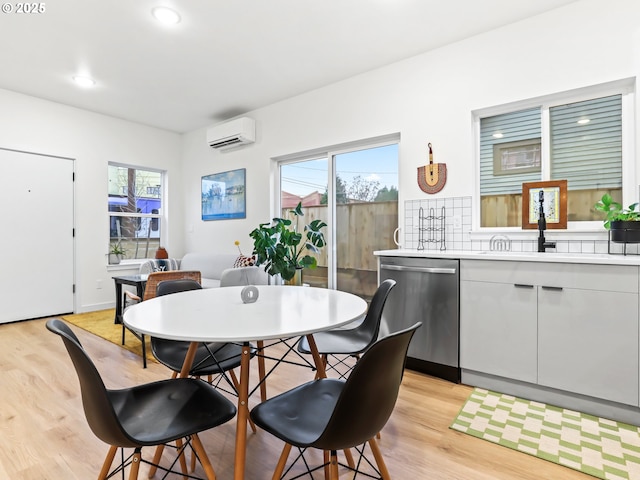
[610,220,640,243]
[109,253,121,264]
[284,268,303,286]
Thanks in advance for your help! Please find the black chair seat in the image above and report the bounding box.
[151,339,256,377]
[297,327,372,356]
[109,378,237,446]
[251,378,344,447]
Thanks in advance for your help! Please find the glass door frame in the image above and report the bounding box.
[272,133,400,290]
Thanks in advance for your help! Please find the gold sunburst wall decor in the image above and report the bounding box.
[417,143,447,194]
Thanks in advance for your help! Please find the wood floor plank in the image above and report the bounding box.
[0,317,593,479]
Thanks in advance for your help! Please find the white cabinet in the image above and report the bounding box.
[461,259,639,407]
[460,279,537,383]
[538,287,638,405]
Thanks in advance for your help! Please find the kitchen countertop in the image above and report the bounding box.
[374,249,640,266]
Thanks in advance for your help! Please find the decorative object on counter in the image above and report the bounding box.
[240,285,259,304]
[393,227,402,248]
[417,142,447,194]
[108,242,126,265]
[249,202,327,282]
[417,206,446,251]
[154,246,168,259]
[594,193,640,254]
[451,388,640,480]
[522,180,567,229]
[489,234,511,251]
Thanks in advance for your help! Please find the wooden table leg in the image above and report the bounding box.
[179,341,199,378]
[257,340,267,402]
[305,334,326,378]
[234,342,251,480]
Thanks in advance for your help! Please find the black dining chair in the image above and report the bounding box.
[122,269,202,368]
[251,321,421,480]
[46,318,237,480]
[297,279,396,379]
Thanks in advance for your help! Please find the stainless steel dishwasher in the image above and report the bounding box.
[379,256,460,383]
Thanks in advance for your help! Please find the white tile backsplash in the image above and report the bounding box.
[404,196,640,257]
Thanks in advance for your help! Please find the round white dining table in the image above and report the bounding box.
[123,285,367,480]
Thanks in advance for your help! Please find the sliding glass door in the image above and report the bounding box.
[279,141,398,300]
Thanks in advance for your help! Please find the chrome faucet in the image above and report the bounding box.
[538,190,556,252]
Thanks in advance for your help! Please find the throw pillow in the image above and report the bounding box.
[234,254,255,268]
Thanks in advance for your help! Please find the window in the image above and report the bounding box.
[477,81,632,228]
[276,136,399,300]
[108,164,164,260]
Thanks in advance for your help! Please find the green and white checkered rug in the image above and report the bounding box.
[451,388,640,480]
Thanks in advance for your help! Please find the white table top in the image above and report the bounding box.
[123,285,368,342]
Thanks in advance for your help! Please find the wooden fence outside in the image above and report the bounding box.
[283,201,398,298]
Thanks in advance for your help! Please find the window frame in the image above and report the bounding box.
[473,78,635,232]
[108,162,166,261]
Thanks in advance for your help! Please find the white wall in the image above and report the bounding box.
[182,0,640,255]
[0,89,182,312]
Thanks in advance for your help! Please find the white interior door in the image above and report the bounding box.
[0,149,74,323]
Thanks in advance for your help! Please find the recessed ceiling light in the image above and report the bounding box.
[577,118,590,125]
[72,75,96,88]
[492,132,504,139]
[152,6,181,25]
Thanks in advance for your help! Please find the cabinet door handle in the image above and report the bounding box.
[541,286,563,291]
[514,283,534,288]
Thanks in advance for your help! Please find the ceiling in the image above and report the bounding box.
[0,0,580,133]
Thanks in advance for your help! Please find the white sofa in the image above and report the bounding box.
[180,252,268,288]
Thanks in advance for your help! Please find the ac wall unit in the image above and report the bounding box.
[207,117,256,150]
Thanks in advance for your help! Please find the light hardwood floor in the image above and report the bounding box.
[0,317,593,479]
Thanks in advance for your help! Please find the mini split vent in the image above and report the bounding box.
[207,117,256,151]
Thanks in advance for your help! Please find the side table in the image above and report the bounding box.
[112,274,147,324]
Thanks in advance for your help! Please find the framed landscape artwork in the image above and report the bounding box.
[201,168,246,221]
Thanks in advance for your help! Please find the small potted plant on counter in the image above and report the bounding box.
[109,242,126,264]
[249,202,327,285]
[594,193,640,243]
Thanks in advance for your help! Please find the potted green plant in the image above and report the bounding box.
[249,202,327,284]
[594,193,640,243]
[109,242,126,264]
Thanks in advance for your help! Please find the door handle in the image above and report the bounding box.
[380,264,457,275]
[541,285,563,291]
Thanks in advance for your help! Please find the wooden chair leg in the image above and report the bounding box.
[272,443,292,480]
[329,450,339,480]
[176,438,188,477]
[98,445,117,480]
[127,448,141,480]
[191,444,197,473]
[367,437,391,480]
[343,448,355,468]
[191,433,218,480]
[148,444,165,477]
[323,450,331,479]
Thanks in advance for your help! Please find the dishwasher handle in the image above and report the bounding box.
[380,264,457,275]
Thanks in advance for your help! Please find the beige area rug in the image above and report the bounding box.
[61,309,154,363]
[451,388,640,480]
